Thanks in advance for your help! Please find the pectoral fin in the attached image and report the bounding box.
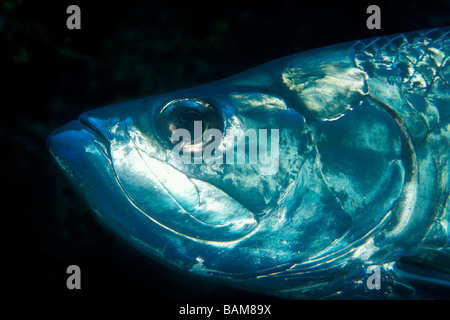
[395,248,450,290]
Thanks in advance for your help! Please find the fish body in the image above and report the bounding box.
[47,27,450,299]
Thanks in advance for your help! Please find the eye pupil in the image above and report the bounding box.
[175,111,206,139]
[158,97,223,148]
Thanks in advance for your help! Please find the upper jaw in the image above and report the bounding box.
[78,113,111,150]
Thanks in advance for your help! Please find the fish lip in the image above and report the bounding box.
[78,114,110,150]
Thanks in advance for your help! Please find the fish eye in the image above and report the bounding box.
[158,97,223,148]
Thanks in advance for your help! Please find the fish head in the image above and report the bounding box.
[46,84,312,259]
[47,48,405,294]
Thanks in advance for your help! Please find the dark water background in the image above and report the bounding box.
[2,0,450,301]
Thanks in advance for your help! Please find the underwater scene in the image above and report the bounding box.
[3,0,450,301]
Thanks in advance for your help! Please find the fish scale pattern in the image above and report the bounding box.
[351,28,450,138]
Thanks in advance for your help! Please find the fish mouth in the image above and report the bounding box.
[46,117,116,203]
[78,114,110,151]
[47,114,110,165]
[46,116,130,242]
[47,115,258,243]
[47,118,172,252]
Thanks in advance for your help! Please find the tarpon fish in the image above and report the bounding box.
[47,27,450,299]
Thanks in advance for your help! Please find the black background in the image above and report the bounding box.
[2,0,450,303]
